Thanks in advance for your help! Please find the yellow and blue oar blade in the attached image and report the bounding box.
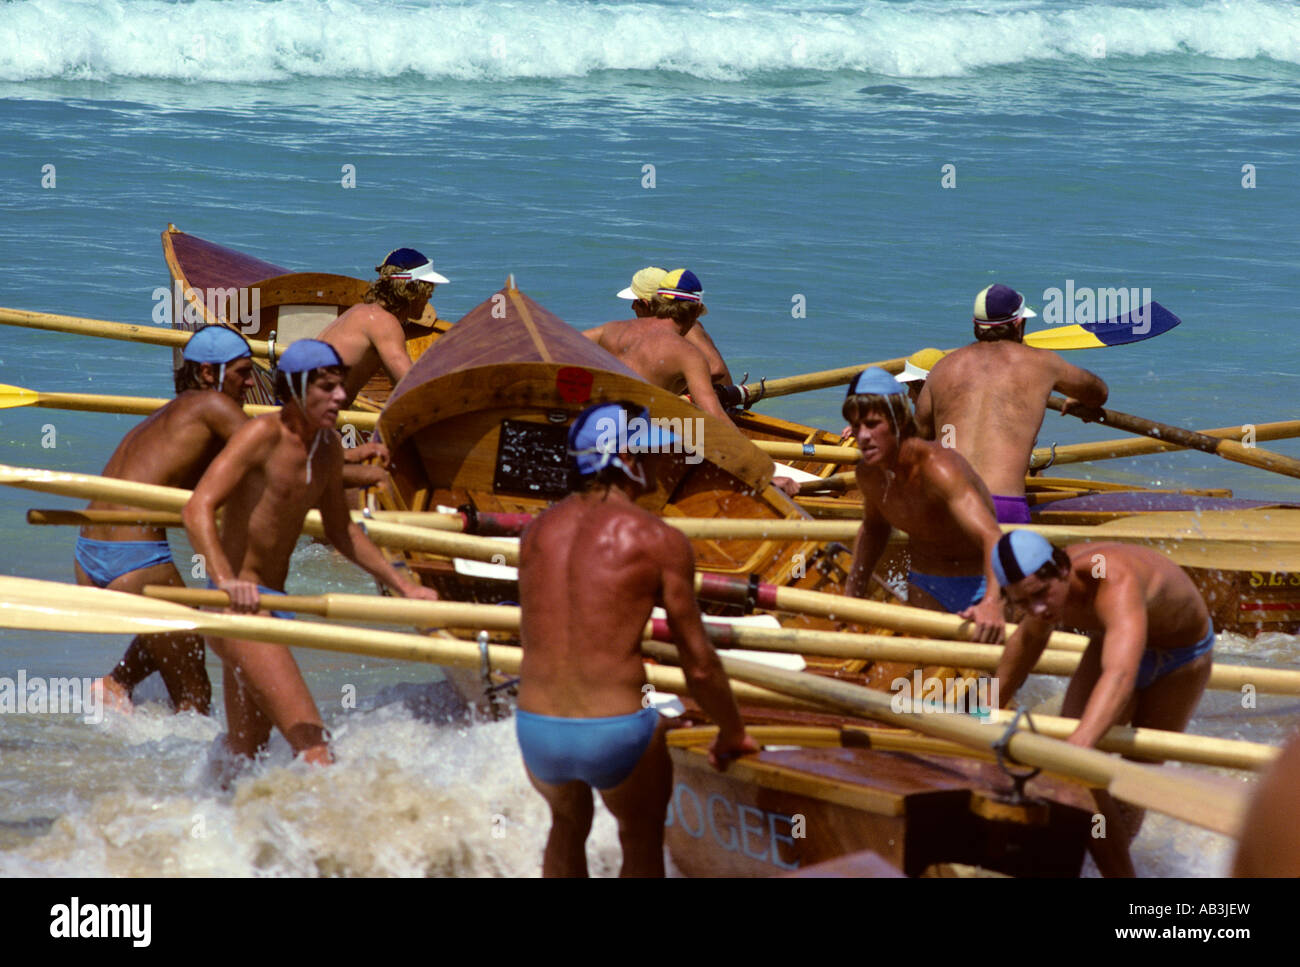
[1025,301,1180,350]
[0,383,42,410]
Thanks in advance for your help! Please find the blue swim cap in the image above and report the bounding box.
[277,339,343,375]
[991,530,1056,587]
[568,402,680,480]
[182,325,252,364]
[846,367,906,398]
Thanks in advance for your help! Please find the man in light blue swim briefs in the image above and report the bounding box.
[78,325,256,714]
[989,530,1214,876]
[841,368,1007,643]
[516,400,757,877]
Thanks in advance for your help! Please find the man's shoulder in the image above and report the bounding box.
[329,302,398,332]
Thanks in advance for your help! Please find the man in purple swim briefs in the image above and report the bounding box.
[914,282,1109,523]
[78,325,256,714]
[842,369,1006,642]
[516,401,756,877]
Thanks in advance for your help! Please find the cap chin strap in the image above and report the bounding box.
[570,447,646,488]
[287,371,324,484]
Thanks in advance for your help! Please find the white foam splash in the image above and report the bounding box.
[1,0,1297,83]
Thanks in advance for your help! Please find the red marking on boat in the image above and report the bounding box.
[555,367,593,403]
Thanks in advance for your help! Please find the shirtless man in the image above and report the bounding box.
[317,247,448,404]
[989,530,1214,876]
[182,339,438,764]
[82,325,256,714]
[517,401,757,876]
[1234,730,1300,876]
[842,368,1005,641]
[916,283,1108,523]
[317,248,448,484]
[617,266,732,385]
[585,269,728,421]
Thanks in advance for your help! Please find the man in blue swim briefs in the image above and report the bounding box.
[516,400,757,877]
[80,325,257,714]
[989,530,1214,876]
[842,368,1006,643]
[183,340,438,765]
[914,283,1109,523]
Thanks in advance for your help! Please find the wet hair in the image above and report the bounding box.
[841,392,918,439]
[972,318,1025,343]
[363,265,435,318]
[174,359,216,394]
[273,364,348,404]
[647,295,703,327]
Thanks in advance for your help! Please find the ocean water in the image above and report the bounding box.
[0,0,1298,878]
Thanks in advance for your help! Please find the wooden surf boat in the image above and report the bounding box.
[663,722,1092,877]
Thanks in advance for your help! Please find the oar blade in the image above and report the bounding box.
[0,576,201,635]
[1026,302,1180,350]
[0,383,41,410]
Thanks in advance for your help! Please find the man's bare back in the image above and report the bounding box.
[519,493,686,718]
[917,340,1107,496]
[318,303,414,405]
[585,317,725,419]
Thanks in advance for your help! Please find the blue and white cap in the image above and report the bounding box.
[991,530,1056,587]
[568,402,680,483]
[182,325,252,390]
[846,367,906,398]
[378,248,450,285]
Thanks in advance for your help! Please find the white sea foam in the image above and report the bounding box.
[1,0,1297,84]
[0,703,635,877]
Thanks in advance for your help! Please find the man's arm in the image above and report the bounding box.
[928,454,1006,642]
[845,479,894,599]
[365,313,414,388]
[685,323,731,385]
[203,394,251,441]
[581,323,606,344]
[1053,357,1109,410]
[181,417,278,612]
[1068,573,1146,747]
[914,382,936,440]
[657,525,756,770]
[680,346,729,421]
[316,438,437,600]
[994,617,1053,704]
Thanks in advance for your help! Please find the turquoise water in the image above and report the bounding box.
[0,0,1298,876]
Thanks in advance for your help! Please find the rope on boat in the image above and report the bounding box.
[992,708,1043,801]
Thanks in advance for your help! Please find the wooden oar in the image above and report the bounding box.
[145,585,1300,702]
[752,440,860,465]
[0,576,806,713]
[668,721,1276,773]
[644,642,1246,835]
[1032,418,1300,468]
[1048,396,1300,480]
[0,306,275,358]
[0,382,378,429]
[738,303,1180,403]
